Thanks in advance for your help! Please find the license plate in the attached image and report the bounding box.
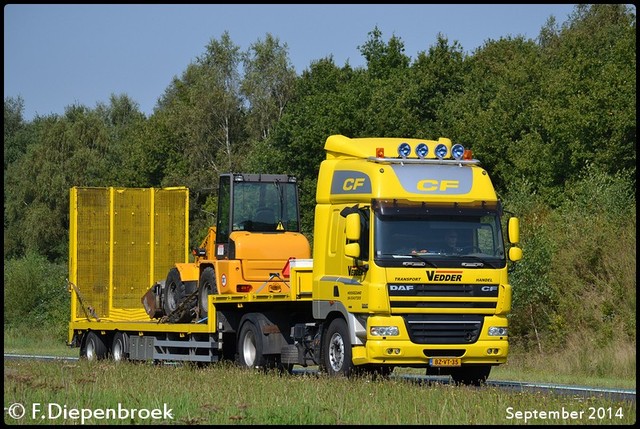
[429,358,461,367]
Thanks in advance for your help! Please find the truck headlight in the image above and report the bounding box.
[370,326,399,336]
[488,326,508,336]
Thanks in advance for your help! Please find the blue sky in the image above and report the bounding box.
[4,4,578,121]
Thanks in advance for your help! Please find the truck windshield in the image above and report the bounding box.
[372,201,506,268]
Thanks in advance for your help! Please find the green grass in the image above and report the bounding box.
[3,359,636,425]
[4,325,636,390]
[4,326,75,357]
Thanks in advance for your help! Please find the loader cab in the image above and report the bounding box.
[215,173,302,258]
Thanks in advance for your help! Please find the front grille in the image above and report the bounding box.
[404,314,484,344]
[388,283,498,310]
[388,283,498,297]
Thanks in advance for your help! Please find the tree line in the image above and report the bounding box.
[4,4,636,355]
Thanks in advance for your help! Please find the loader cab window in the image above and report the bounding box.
[230,176,301,234]
[216,176,232,244]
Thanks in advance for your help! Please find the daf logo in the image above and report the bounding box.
[481,286,498,292]
[389,285,414,291]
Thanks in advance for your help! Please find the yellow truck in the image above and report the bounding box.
[68,134,522,385]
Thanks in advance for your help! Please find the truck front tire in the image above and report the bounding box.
[321,318,354,377]
[450,365,491,386]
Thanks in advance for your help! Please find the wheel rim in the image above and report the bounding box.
[85,339,95,361]
[113,340,123,361]
[242,330,257,366]
[328,332,345,371]
[167,285,177,310]
[199,283,211,312]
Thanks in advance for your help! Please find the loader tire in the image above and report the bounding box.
[198,267,218,319]
[163,268,191,322]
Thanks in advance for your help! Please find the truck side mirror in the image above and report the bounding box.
[509,246,523,262]
[345,213,361,241]
[507,217,523,262]
[507,217,519,244]
[345,242,361,259]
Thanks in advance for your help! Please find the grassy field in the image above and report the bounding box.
[3,358,636,425]
[4,326,636,425]
[4,325,636,390]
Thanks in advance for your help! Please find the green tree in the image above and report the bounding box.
[532,4,636,193]
[410,34,468,137]
[95,93,148,186]
[4,104,112,261]
[241,33,297,141]
[4,96,28,169]
[358,25,410,79]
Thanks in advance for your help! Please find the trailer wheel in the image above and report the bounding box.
[236,320,266,369]
[82,331,108,361]
[320,318,354,377]
[111,332,129,362]
[450,365,491,386]
[198,267,218,319]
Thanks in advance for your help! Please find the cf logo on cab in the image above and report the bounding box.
[417,179,459,191]
[343,178,366,191]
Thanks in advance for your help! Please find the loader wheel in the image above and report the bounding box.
[163,268,189,321]
[111,332,129,362]
[236,320,266,369]
[320,318,354,377]
[198,267,218,319]
[82,331,108,361]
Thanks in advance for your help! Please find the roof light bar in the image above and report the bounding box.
[398,143,411,158]
[415,143,428,159]
[435,144,448,159]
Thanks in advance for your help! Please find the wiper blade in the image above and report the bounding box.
[403,254,439,268]
[460,255,497,269]
[377,253,439,268]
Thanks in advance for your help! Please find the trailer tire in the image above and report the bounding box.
[198,267,218,319]
[82,331,108,361]
[320,318,354,377]
[111,332,129,362]
[236,320,266,369]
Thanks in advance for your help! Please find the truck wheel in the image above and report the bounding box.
[82,331,108,361]
[451,365,491,386]
[321,318,354,377]
[111,332,129,362]
[236,320,266,369]
[198,267,218,319]
[354,364,394,380]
